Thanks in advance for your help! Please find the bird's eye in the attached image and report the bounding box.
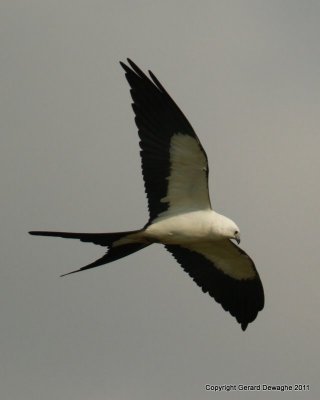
[234,230,239,235]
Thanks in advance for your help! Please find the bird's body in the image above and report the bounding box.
[144,210,237,245]
[30,59,264,330]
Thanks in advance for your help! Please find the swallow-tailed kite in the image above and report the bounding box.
[30,59,264,330]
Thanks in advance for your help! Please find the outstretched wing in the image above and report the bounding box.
[166,240,264,330]
[120,59,211,222]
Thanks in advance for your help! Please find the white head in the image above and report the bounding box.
[217,214,241,244]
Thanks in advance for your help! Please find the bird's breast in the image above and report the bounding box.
[144,210,220,245]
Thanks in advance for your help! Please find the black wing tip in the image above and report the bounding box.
[241,322,249,331]
[119,59,164,91]
[219,296,259,331]
[119,58,141,74]
[119,60,129,70]
[119,57,133,65]
[126,58,136,68]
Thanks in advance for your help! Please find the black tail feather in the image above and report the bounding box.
[29,230,140,247]
[29,229,149,275]
[60,242,148,276]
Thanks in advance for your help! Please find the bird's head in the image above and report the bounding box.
[232,228,241,244]
[221,216,241,244]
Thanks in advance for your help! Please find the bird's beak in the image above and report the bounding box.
[234,232,241,245]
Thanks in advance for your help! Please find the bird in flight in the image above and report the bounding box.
[30,59,264,330]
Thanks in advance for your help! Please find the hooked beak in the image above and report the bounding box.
[234,232,241,245]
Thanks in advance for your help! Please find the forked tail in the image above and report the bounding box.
[29,229,149,276]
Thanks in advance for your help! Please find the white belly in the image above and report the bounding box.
[144,210,219,244]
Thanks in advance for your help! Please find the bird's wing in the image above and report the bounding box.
[165,240,264,330]
[120,59,211,223]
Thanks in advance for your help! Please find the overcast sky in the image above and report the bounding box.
[1,1,320,399]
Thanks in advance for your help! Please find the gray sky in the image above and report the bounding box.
[1,1,320,399]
